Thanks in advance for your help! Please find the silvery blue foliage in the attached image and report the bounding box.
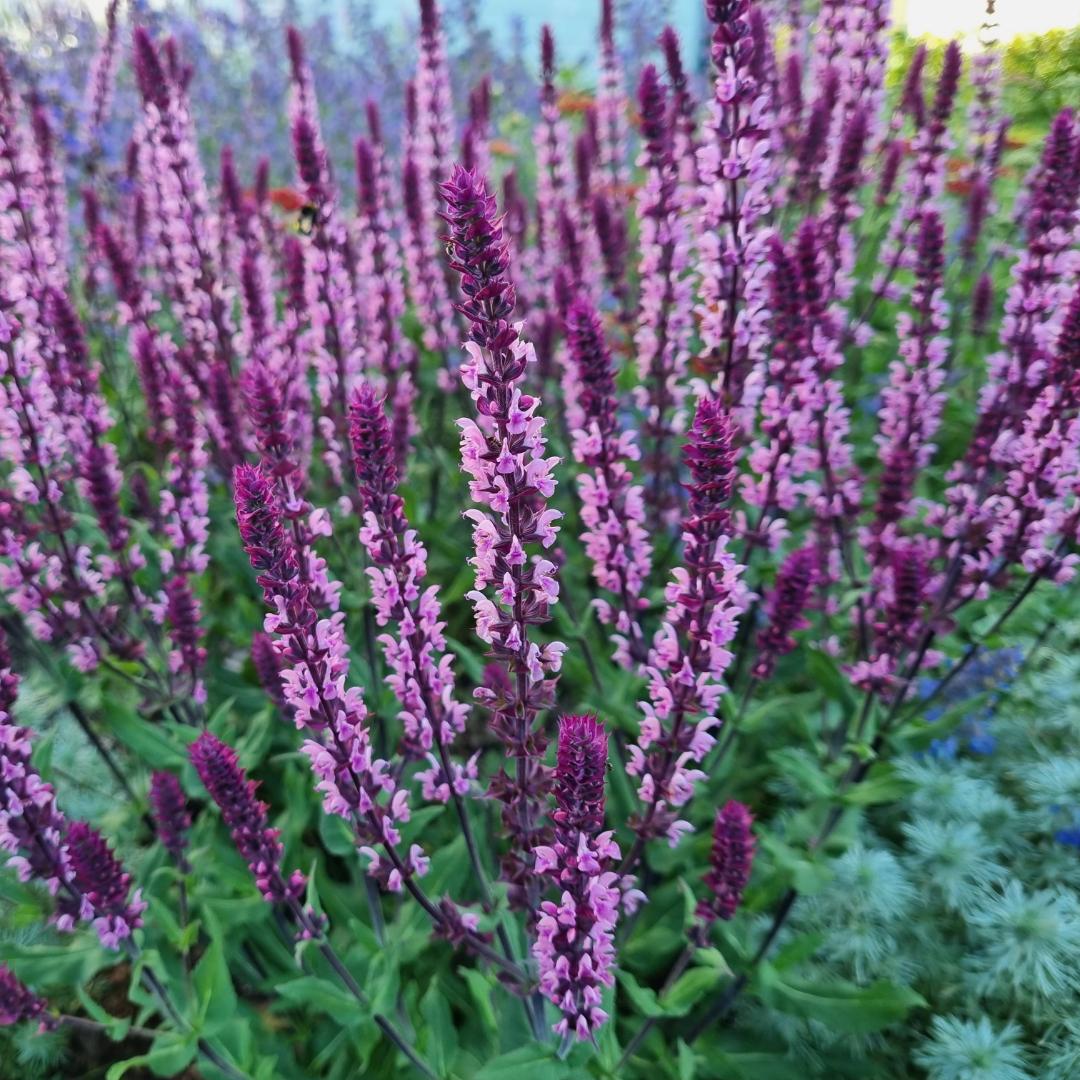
[915,1016,1032,1080]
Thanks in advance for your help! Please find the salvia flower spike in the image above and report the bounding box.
[533,715,620,1041]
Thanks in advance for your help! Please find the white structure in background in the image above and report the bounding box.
[896,0,1078,38]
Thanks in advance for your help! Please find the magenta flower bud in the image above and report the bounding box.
[541,24,555,82]
[65,822,146,949]
[233,463,308,625]
[659,24,685,86]
[790,69,839,204]
[591,191,627,299]
[900,42,928,128]
[876,140,903,204]
[254,157,270,205]
[659,24,700,193]
[348,384,471,797]
[962,176,989,261]
[574,130,593,206]
[285,24,306,85]
[163,575,205,688]
[132,26,168,111]
[553,714,607,836]
[501,171,528,253]
[83,443,127,552]
[349,383,400,506]
[219,144,244,220]
[0,965,51,1029]
[872,544,930,659]
[637,63,666,150]
[440,166,516,347]
[698,800,755,923]
[828,106,869,207]
[190,731,305,905]
[754,547,818,679]
[685,397,738,538]
[251,631,286,708]
[149,771,191,863]
[365,99,382,143]
[932,41,963,126]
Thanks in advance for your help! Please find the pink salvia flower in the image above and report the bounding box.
[697,800,755,922]
[440,165,565,905]
[132,29,243,461]
[81,0,122,152]
[533,715,619,1041]
[696,0,777,409]
[660,26,701,193]
[285,27,363,484]
[635,64,694,528]
[595,0,630,198]
[535,27,575,309]
[233,464,423,893]
[355,137,416,467]
[415,0,456,237]
[963,110,1079,483]
[349,384,474,802]
[29,105,68,279]
[402,155,457,356]
[565,292,652,666]
[871,42,961,310]
[867,211,948,572]
[754,546,817,679]
[628,400,750,848]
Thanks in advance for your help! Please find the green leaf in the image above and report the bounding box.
[677,1039,697,1080]
[771,933,825,971]
[193,938,237,1033]
[842,762,915,806]
[460,968,498,1034]
[106,1054,153,1079]
[659,967,723,1017]
[276,976,364,1021]
[421,978,457,1076]
[803,650,856,710]
[616,970,665,1018]
[76,987,131,1041]
[768,748,836,801]
[318,811,357,857]
[148,1033,198,1077]
[755,965,926,1033]
[108,708,188,770]
[473,1045,565,1080]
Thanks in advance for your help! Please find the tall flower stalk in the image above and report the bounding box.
[696,0,776,410]
[566,293,652,666]
[441,165,565,908]
[635,64,694,529]
[625,399,749,857]
[533,715,619,1041]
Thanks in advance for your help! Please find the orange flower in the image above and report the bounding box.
[557,89,594,115]
[267,187,307,212]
